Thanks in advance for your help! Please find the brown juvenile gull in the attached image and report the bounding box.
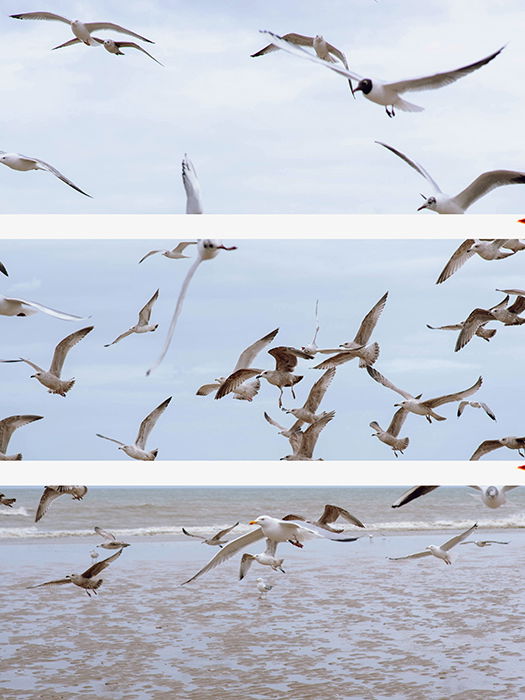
[0,152,91,196]
[376,141,525,210]
[436,239,519,284]
[389,524,478,565]
[470,437,525,460]
[261,31,503,117]
[28,548,124,597]
[455,295,525,352]
[300,299,320,355]
[94,526,130,550]
[391,485,519,508]
[0,295,87,320]
[10,12,154,46]
[182,514,356,584]
[216,345,312,408]
[0,494,16,507]
[96,396,171,460]
[197,328,279,401]
[138,241,196,264]
[0,261,7,276]
[58,36,163,65]
[460,540,509,547]
[280,410,336,460]
[369,408,410,457]
[35,485,88,522]
[239,539,286,580]
[182,522,240,547]
[282,367,336,425]
[147,240,237,374]
[182,154,203,214]
[104,290,159,347]
[2,326,94,396]
[0,414,43,461]
[366,366,482,422]
[282,504,365,532]
[251,33,354,93]
[457,400,496,421]
[314,292,388,370]
[427,322,496,343]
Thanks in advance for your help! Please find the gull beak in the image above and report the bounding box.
[216,245,238,251]
[417,202,428,211]
[393,402,400,407]
[349,80,356,99]
[248,520,258,525]
[30,374,36,379]
[256,374,262,379]
[353,84,363,93]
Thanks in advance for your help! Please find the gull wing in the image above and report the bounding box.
[427,323,463,331]
[104,329,134,347]
[366,366,413,400]
[455,310,495,352]
[95,526,116,542]
[27,157,91,197]
[302,368,336,413]
[386,408,409,436]
[10,12,71,23]
[35,485,88,522]
[138,289,159,325]
[52,38,82,50]
[507,295,525,315]
[182,528,206,540]
[196,383,220,396]
[251,32,314,57]
[386,47,503,94]
[0,414,42,454]
[502,485,520,493]
[4,297,86,321]
[313,350,361,369]
[0,261,7,276]
[182,528,265,584]
[269,345,312,372]
[212,522,240,541]
[480,402,497,420]
[376,142,441,193]
[112,41,163,66]
[489,294,510,312]
[215,369,261,399]
[182,155,203,214]
[239,553,255,579]
[298,410,335,458]
[454,171,525,211]
[138,249,164,264]
[353,291,388,345]
[96,433,125,447]
[135,397,171,449]
[49,326,93,377]
[391,485,440,508]
[457,401,468,418]
[84,22,154,43]
[172,241,197,255]
[263,412,288,432]
[435,240,476,284]
[233,328,279,372]
[423,376,482,408]
[28,578,72,588]
[496,287,525,295]
[470,440,503,461]
[81,548,123,578]
[389,551,431,561]
[317,504,365,529]
[281,518,359,541]
[1,358,43,373]
[441,523,478,551]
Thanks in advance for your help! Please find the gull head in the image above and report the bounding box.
[249,515,271,526]
[30,372,42,380]
[354,78,372,95]
[198,239,238,261]
[417,195,437,211]
[485,486,499,499]
[256,370,270,379]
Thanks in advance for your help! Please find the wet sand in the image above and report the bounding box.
[1,532,524,699]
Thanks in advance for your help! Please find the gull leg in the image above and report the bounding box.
[278,387,284,409]
[425,415,432,423]
[291,386,297,401]
[288,539,303,549]
[85,589,91,598]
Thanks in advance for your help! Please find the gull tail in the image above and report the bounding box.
[395,98,424,113]
[358,342,380,368]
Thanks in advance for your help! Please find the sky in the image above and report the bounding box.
[1,237,524,461]
[0,0,525,213]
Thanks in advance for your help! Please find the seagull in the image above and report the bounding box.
[471,438,525,460]
[28,548,124,597]
[377,142,525,212]
[216,346,312,408]
[138,241,196,264]
[457,401,496,421]
[300,299,320,355]
[260,31,503,116]
[280,410,335,460]
[460,540,509,547]
[2,326,94,396]
[90,549,99,561]
[251,33,354,93]
[182,155,203,214]
[197,328,279,401]
[0,494,16,507]
[256,578,273,597]
[282,504,365,532]
[73,37,163,64]
[104,290,159,346]
[455,295,525,352]
[0,261,7,277]
[239,539,285,579]
[94,526,130,550]
[10,12,154,46]
[0,295,87,320]
[96,396,172,460]
[182,522,240,547]
[182,513,355,584]
[436,239,519,284]
[282,367,336,426]
[427,321,497,343]
[366,366,482,422]
[147,240,237,374]
[391,485,519,508]
[389,524,478,565]
[313,292,387,370]
[35,485,88,522]
[369,408,410,457]
[0,152,91,196]
[0,414,43,461]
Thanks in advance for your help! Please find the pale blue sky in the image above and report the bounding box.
[0,0,525,213]
[1,237,524,460]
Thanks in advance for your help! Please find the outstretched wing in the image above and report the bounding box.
[436,240,475,284]
[182,155,203,214]
[424,376,482,408]
[391,485,440,508]
[376,142,441,193]
[30,157,92,197]
[469,440,503,461]
[233,328,279,372]
[138,289,159,325]
[366,366,413,400]
[84,22,154,43]
[81,548,123,578]
[0,414,43,455]
[302,368,336,413]
[353,292,389,346]
[135,397,171,449]
[454,171,525,211]
[441,523,477,551]
[50,326,93,377]
[251,32,314,57]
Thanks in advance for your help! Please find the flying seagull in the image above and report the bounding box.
[0,494,16,507]
[300,299,321,355]
[370,408,410,457]
[282,504,364,532]
[260,31,503,117]
[0,295,87,320]
[104,290,159,346]
[454,295,525,352]
[460,540,509,547]
[94,526,130,550]
[457,401,496,421]
[182,522,240,547]
[389,524,478,565]
[72,37,163,64]
[0,414,43,461]
[391,485,518,508]
[28,548,124,597]
[280,410,336,460]
[470,437,525,460]
[182,155,203,214]
[35,485,88,522]
[138,241,196,264]
[96,396,172,460]
[427,321,497,344]
[377,142,525,213]
[282,367,336,426]
[436,239,519,284]
[0,152,91,196]
[2,326,94,396]
[239,539,286,580]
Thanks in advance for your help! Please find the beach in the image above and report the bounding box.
[1,486,524,699]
